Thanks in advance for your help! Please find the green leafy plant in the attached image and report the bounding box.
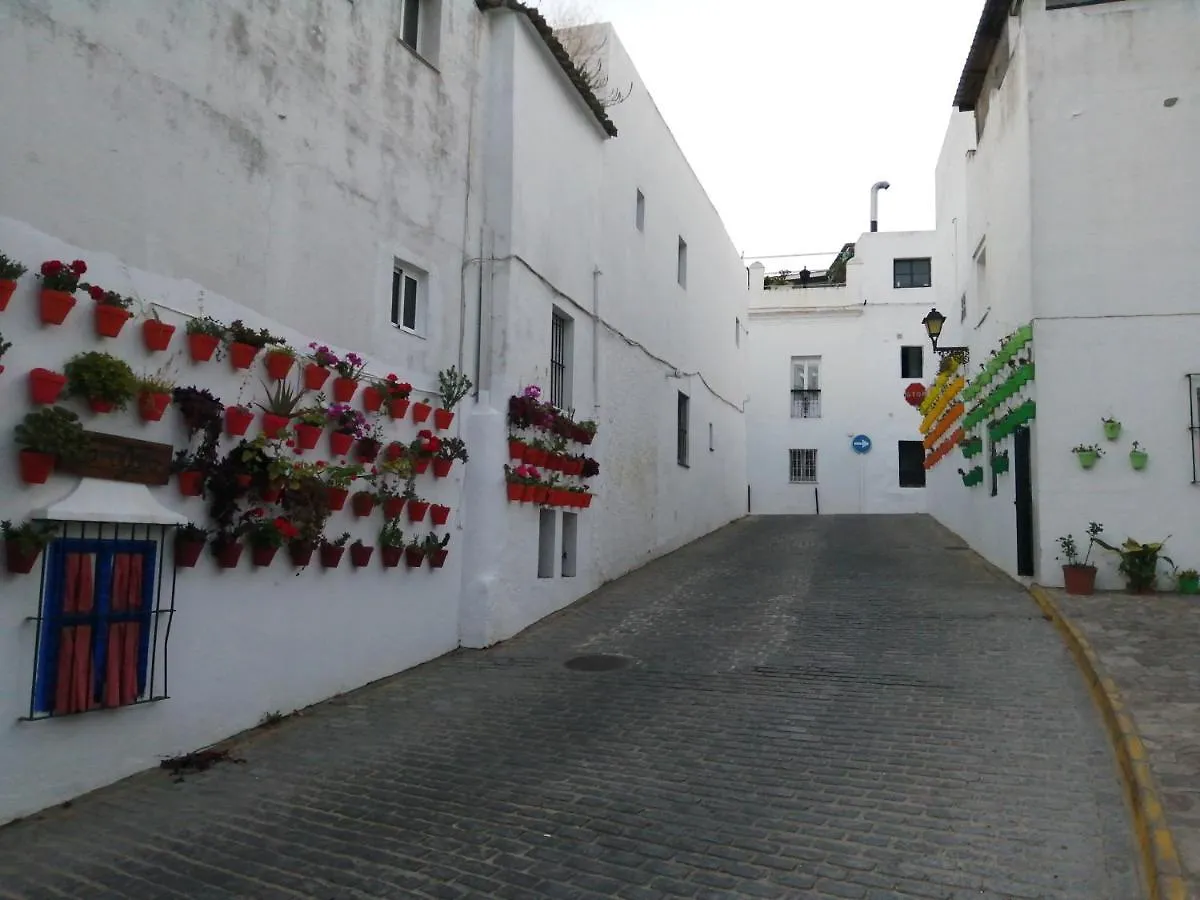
[0,252,28,280]
[436,436,469,463]
[1057,523,1104,568]
[437,365,473,410]
[82,283,135,310]
[14,407,90,462]
[64,351,138,408]
[38,259,86,292]
[177,522,208,542]
[1,519,57,554]
[319,461,364,489]
[225,319,285,349]
[423,532,450,554]
[294,405,327,427]
[1094,535,1174,593]
[256,378,308,417]
[186,316,224,338]
[380,520,406,548]
[322,532,351,549]
[136,372,175,394]
[1072,443,1104,456]
[0,331,11,362]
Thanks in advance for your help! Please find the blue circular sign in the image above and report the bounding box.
[851,434,872,454]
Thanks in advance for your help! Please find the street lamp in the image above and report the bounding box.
[922,308,969,370]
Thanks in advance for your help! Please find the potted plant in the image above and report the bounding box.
[377,458,412,518]
[244,512,298,567]
[576,420,598,446]
[331,350,366,403]
[171,386,224,496]
[412,430,441,474]
[28,368,68,405]
[508,434,528,462]
[1057,523,1103,595]
[186,316,224,362]
[1178,569,1200,596]
[292,405,326,451]
[361,373,393,414]
[320,461,362,511]
[0,251,27,311]
[1102,417,1122,441]
[225,403,255,437]
[303,342,337,390]
[349,539,374,568]
[211,531,244,569]
[263,344,296,381]
[434,436,469,477]
[327,403,368,457]
[434,366,473,429]
[63,351,137,413]
[136,373,175,422]
[173,523,208,569]
[430,503,451,526]
[275,467,331,567]
[351,488,376,517]
[356,422,384,463]
[3,519,57,574]
[1094,534,1174,594]
[142,308,176,352]
[404,536,425,569]
[1129,441,1149,471]
[0,331,10,375]
[411,394,433,424]
[225,320,285,370]
[256,378,307,439]
[424,533,450,568]
[15,407,90,483]
[82,283,135,338]
[36,259,85,324]
[991,451,1010,475]
[1072,443,1104,470]
[386,377,413,419]
[504,464,542,502]
[320,532,351,569]
[406,485,430,523]
[379,520,406,568]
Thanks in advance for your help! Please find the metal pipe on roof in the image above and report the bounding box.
[870,181,890,233]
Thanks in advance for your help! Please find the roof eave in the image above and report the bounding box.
[953,0,1011,111]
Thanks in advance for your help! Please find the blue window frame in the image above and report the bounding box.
[34,539,156,716]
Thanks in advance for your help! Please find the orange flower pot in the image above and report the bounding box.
[94,304,132,338]
[39,289,76,325]
[143,319,176,352]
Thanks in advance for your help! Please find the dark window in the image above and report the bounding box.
[401,0,421,48]
[1046,0,1125,8]
[636,189,645,231]
[677,237,688,288]
[677,392,689,467]
[893,258,932,289]
[898,441,926,488]
[550,311,570,409]
[900,346,924,379]
[390,266,419,331]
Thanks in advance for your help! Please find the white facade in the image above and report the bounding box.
[927,0,1200,588]
[0,1,747,823]
[746,231,935,516]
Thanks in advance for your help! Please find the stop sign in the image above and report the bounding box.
[905,382,927,407]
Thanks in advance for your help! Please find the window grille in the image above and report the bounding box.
[677,392,690,467]
[550,312,568,409]
[789,449,817,483]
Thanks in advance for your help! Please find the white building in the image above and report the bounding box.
[0,0,746,824]
[925,0,1200,588]
[745,231,936,515]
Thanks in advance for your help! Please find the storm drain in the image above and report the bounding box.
[564,654,630,672]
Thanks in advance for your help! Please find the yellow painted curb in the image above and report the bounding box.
[1028,584,1188,900]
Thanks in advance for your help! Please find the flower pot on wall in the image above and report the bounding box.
[389,398,410,420]
[407,501,429,523]
[332,377,358,403]
[303,364,330,391]
[351,492,375,517]
[385,442,405,461]
[288,542,315,567]
[213,541,244,569]
[88,398,115,414]
[320,544,345,569]
[19,450,54,484]
[508,439,526,462]
[1063,565,1097,596]
[433,408,454,430]
[506,482,523,502]
[228,342,258,370]
[5,541,41,575]
[432,459,452,478]
[0,279,16,311]
[412,458,430,475]
[225,406,254,437]
[1076,450,1099,470]
[251,545,278,567]
[380,547,403,568]
[94,305,132,338]
[177,469,204,497]
[28,369,67,405]
[264,350,294,380]
[430,504,450,526]
[39,289,76,325]
[326,487,349,511]
[261,483,283,504]
[429,549,449,569]
[174,538,204,569]
[411,401,432,424]
[1103,421,1122,441]
[188,333,219,362]
[329,431,353,457]
[1130,450,1149,471]
[350,544,373,568]
[362,387,383,414]
[383,496,406,519]
[262,413,289,439]
[137,391,171,422]
[143,319,176,352]
[404,547,424,568]
[356,439,381,463]
[294,423,321,451]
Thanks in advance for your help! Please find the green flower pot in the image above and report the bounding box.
[1077,450,1099,470]
[1103,420,1122,441]
[1017,324,1033,342]
[1130,450,1148,471]
[1180,575,1200,596]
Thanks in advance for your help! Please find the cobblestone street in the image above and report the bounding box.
[0,516,1137,899]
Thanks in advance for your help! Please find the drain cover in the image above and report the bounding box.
[564,654,629,672]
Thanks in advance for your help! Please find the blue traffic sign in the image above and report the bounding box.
[851,434,872,454]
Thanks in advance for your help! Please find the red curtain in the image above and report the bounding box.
[104,554,143,708]
[55,553,98,715]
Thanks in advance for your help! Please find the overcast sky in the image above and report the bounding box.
[540,0,985,270]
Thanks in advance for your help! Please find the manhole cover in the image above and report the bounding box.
[564,654,630,672]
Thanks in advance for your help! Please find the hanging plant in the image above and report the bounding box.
[3,519,58,574]
[63,351,137,413]
[225,320,286,370]
[14,406,90,484]
[0,251,27,311]
[320,532,351,569]
[256,377,307,438]
[263,345,297,381]
[435,365,474,429]
[36,259,85,324]
[142,309,176,352]
[173,523,208,569]
[135,373,175,422]
[82,284,135,338]
[1129,441,1149,471]
[1072,443,1104,470]
[1102,417,1122,441]
[186,316,224,362]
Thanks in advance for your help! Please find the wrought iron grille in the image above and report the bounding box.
[550,312,567,409]
[677,392,690,467]
[789,449,818,483]
[1189,374,1200,484]
[791,389,822,419]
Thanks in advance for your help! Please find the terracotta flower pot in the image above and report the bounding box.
[228,341,258,370]
[19,449,54,484]
[581,493,594,509]
[526,448,546,466]
[432,459,453,478]
[380,546,403,568]
[320,544,345,569]
[1063,565,1097,596]
[413,458,430,475]
[330,431,354,457]
[521,484,537,503]
[177,469,204,497]
[430,549,449,569]
[251,545,278,568]
[332,377,358,403]
[385,441,406,461]
[303,364,330,391]
[88,398,115,414]
[405,547,425,568]
[5,541,41,575]
[0,279,16,311]
[214,541,244,569]
[174,538,204,569]
[261,483,283,503]
[225,406,254,437]
[383,497,406,519]
[533,486,550,505]
[138,391,171,422]
[39,289,76,325]
[294,422,322,451]
[28,369,67,405]
[579,431,594,446]
[187,333,220,362]
[289,542,315,567]
[362,386,384,414]
[142,319,176,352]
[508,439,526,461]
[547,489,566,507]
[433,408,454,430]
[326,487,349,511]
[389,398,410,420]
[350,544,373,568]
[430,504,450,526]
[264,350,294,380]
[262,412,289,439]
[351,492,376,517]
[506,482,523,502]
[94,304,132,338]
[407,500,429,523]
[356,438,381,463]
[411,401,432,424]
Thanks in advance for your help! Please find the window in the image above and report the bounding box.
[550,309,573,409]
[401,0,420,47]
[791,356,821,418]
[636,189,645,231]
[735,317,741,348]
[398,0,441,62]
[538,510,556,579]
[789,449,818,484]
[677,392,690,467]
[390,263,422,333]
[677,237,688,288]
[708,422,714,452]
[893,257,932,289]
[898,441,926,488]
[561,513,578,578]
[900,346,924,379]
[960,292,967,324]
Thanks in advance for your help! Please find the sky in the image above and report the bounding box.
[537,0,986,271]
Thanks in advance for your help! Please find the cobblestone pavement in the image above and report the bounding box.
[1052,587,1200,896]
[0,516,1138,899]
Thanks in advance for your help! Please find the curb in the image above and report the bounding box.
[1028,584,1188,900]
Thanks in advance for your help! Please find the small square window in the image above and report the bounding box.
[893,257,932,289]
[636,189,645,231]
[789,449,817,483]
[677,237,688,288]
[900,346,924,379]
[390,262,424,334]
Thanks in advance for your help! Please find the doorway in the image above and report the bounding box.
[1014,426,1035,577]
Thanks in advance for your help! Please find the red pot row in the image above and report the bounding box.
[174,538,448,571]
[505,483,594,508]
[508,440,585,475]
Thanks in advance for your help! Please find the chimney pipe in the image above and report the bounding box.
[870,181,890,233]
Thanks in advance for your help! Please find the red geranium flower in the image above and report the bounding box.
[41,260,63,275]
[250,507,265,518]
[70,259,87,274]
[88,285,105,301]
[387,373,398,382]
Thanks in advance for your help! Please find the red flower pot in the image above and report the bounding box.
[28,369,67,405]
[580,431,594,446]
[547,489,566,507]
[407,500,429,523]
[264,350,294,381]
[383,497,406,519]
[94,304,132,338]
[39,289,76,325]
[326,487,349,511]
[214,541,244,569]
[0,279,16,311]
[385,441,406,461]
[225,405,254,437]
[404,547,425,568]
[294,422,321,451]
[138,391,170,422]
[527,448,546,466]
[320,544,345,569]
[187,332,220,362]
[19,450,54,484]
[432,459,453,478]
[532,486,549,505]
[289,542,315,567]
[430,504,450,526]
[143,319,176,352]
[303,364,330,391]
[413,458,430,475]
[362,386,384,413]
[508,440,526,462]
[581,493,593,509]
[506,482,523,502]
[380,546,403,568]
[430,549,449,569]
[177,469,204,497]
[388,398,410,420]
[236,474,252,489]
[261,483,283,503]
[351,492,376,517]
[5,541,41,575]
[174,538,204,569]
[521,484,537,503]
[411,401,432,424]
[356,439,381,463]
[228,341,258,370]
[330,431,354,457]
[262,412,289,439]
[332,377,358,403]
[434,408,454,430]
[350,544,374,568]
[251,545,278,568]
[1063,565,1097,596]
[88,398,115,414]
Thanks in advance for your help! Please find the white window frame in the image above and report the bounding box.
[398,0,441,64]
[390,261,426,336]
[791,356,821,419]
[789,449,818,484]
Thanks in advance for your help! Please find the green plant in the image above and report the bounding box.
[266,344,296,357]
[1072,443,1104,456]
[225,319,285,349]
[322,532,351,549]
[380,520,406,548]
[0,331,11,362]
[1,519,57,554]
[1058,523,1105,568]
[423,532,450,554]
[14,406,90,461]
[136,373,175,394]
[1178,569,1199,581]
[1094,535,1174,593]
[294,405,327,427]
[64,351,138,408]
[279,471,331,545]
[436,436,470,463]
[256,378,308,417]
[0,252,28,280]
[177,522,208,542]
[437,365,473,410]
[38,259,86,292]
[242,511,300,549]
[577,420,598,437]
[82,283,135,309]
[186,316,224,338]
[320,461,364,489]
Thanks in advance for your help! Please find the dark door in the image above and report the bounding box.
[1014,427,1035,576]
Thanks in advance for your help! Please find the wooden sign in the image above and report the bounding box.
[58,431,174,486]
